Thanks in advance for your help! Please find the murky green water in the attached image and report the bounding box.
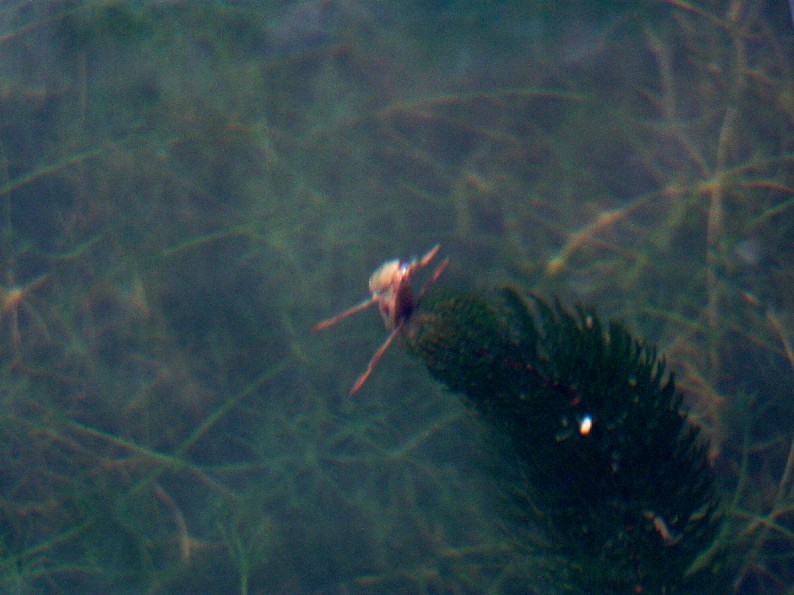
[0,1,791,593]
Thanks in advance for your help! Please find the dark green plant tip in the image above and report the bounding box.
[406,289,727,593]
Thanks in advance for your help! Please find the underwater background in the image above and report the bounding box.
[0,1,792,593]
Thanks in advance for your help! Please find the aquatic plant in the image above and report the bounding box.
[407,289,725,592]
[0,0,791,592]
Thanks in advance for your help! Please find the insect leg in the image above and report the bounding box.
[349,322,403,395]
[417,243,441,268]
[312,296,376,331]
[416,258,449,302]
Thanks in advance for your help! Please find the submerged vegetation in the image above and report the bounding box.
[407,290,724,592]
[0,0,791,592]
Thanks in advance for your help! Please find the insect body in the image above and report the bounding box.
[313,244,448,395]
[368,259,417,330]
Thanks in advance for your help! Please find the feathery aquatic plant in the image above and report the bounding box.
[406,289,726,593]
